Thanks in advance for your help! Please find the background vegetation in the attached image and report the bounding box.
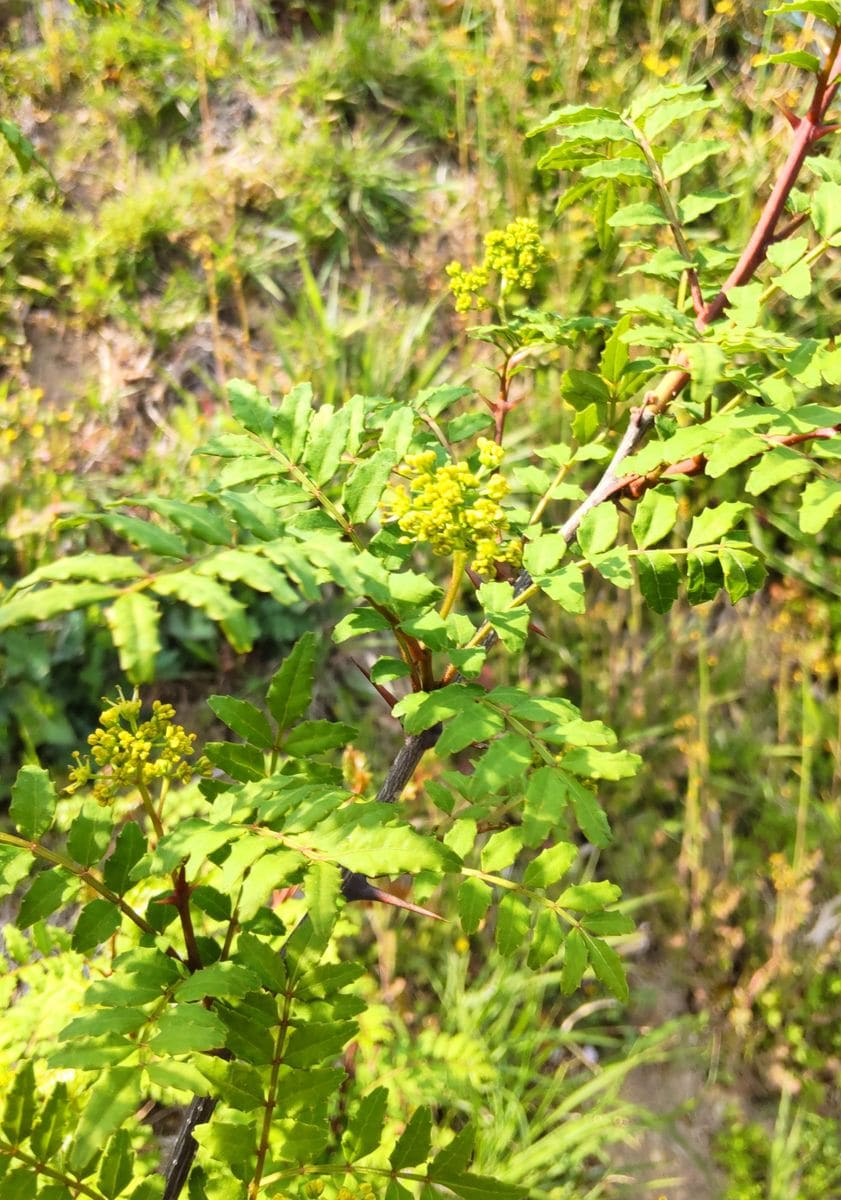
[1,1,839,1197]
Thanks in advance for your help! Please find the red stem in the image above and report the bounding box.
[699,24,841,329]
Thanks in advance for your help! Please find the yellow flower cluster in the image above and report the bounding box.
[446,218,548,312]
[483,217,547,290]
[382,440,522,577]
[67,692,207,805]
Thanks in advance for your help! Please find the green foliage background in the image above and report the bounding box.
[0,2,840,1198]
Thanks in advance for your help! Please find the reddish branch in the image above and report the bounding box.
[610,425,841,500]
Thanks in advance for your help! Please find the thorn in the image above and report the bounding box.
[772,99,801,130]
[815,122,841,140]
[272,886,299,907]
[527,620,548,639]
[342,870,445,921]
[367,884,446,922]
[350,657,397,709]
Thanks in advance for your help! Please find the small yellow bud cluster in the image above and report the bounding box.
[382,440,522,577]
[335,1185,377,1200]
[66,691,208,805]
[445,261,491,313]
[445,218,548,313]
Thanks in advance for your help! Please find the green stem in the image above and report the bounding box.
[0,830,167,948]
[625,117,705,316]
[0,1140,108,1200]
[248,988,294,1198]
[220,883,244,962]
[137,780,165,843]
[529,461,572,527]
[439,551,467,619]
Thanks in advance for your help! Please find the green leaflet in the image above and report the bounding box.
[607,201,667,228]
[527,908,563,969]
[661,138,728,182]
[582,932,629,1003]
[208,695,275,750]
[205,741,266,782]
[540,562,586,613]
[150,1005,226,1054]
[764,49,821,72]
[631,488,678,550]
[284,720,357,757]
[275,381,313,461]
[151,572,251,651]
[637,551,680,614]
[10,554,146,592]
[678,188,734,223]
[102,822,146,895]
[196,549,298,604]
[560,928,588,995]
[495,892,531,957]
[87,512,189,557]
[266,632,317,731]
[10,764,57,840]
[523,533,568,574]
[342,1086,389,1163]
[766,1,841,23]
[476,581,530,652]
[746,446,812,495]
[458,877,493,935]
[227,377,274,438]
[1,1062,36,1145]
[687,550,723,604]
[29,1083,69,1160]
[523,841,578,889]
[482,827,526,873]
[305,860,343,940]
[687,501,751,547]
[812,180,841,244]
[127,496,231,546]
[177,963,261,1002]
[589,546,633,589]
[305,804,459,876]
[705,432,767,478]
[105,591,161,684]
[799,478,841,534]
[391,1108,433,1170]
[303,401,350,484]
[720,547,766,603]
[68,1067,142,1172]
[17,870,77,928]
[96,1130,138,1200]
[577,503,618,557]
[72,900,122,953]
[343,448,398,522]
[0,582,121,632]
[557,880,622,913]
